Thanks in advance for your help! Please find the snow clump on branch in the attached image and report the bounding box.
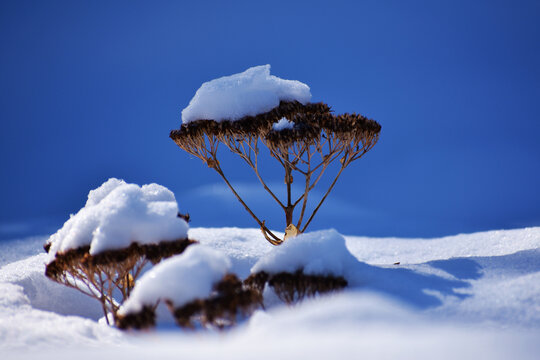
[181,65,311,124]
[272,117,295,131]
[46,178,189,260]
[118,245,231,315]
[251,229,358,277]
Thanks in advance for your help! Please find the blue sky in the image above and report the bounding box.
[1,0,539,240]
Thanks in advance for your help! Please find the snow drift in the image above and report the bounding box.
[1,226,540,359]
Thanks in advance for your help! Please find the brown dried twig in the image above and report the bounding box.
[116,273,261,330]
[45,238,196,324]
[244,270,348,305]
[170,101,381,245]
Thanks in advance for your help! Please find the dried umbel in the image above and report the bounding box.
[115,304,157,330]
[245,270,348,305]
[170,101,381,245]
[117,273,261,330]
[45,238,196,325]
[169,273,261,329]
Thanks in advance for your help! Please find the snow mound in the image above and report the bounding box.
[119,245,231,315]
[0,254,104,319]
[181,65,311,124]
[346,227,540,265]
[251,229,357,277]
[46,178,189,259]
[0,236,47,267]
[0,283,123,350]
[190,227,272,279]
[0,282,29,308]
[241,292,539,360]
[272,117,295,131]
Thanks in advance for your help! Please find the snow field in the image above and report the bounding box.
[0,226,539,358]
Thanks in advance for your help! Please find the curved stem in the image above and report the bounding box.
[296,150,312,229]
[260,222,284,246]
[285,151,293,226]
[213,163,283,245]
[226,139,286,209]
[254,154,285,209]
[301,164,347,233]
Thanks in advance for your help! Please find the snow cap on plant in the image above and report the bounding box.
[46,178,189,258]
[44,178,195,324]
[119,245,232,315]
[117,245,261,330]
[181,64,311,124]
[171,65,381,245]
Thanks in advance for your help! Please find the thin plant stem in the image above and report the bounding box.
[212,162,283,245]
[301,164,347,233]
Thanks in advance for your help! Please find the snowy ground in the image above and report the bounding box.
[1,227,539,359]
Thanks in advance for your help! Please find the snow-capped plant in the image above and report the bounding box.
[117,245,261,330]
[44,178,195,324]
[245,230,354,304]
[170,65,381,245]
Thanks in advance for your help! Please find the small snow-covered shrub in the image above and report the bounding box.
[170,65,381,245]
[168,273,261,329]
[44,178,195,324]
[245,270,347,305]
[117,246,261,330]
[245,230,355,304]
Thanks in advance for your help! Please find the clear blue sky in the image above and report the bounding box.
[1,0,539,240]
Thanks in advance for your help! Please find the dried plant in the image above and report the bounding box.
[116,273,261,330]
[115,304,157,330]
[170,101,381,245]
[45,238,196,325]
[245,270,348,305]
[169,273,261,329]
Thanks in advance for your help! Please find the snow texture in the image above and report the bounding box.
[345,227,540,265]
[1,226,540,358]
[272,117,295,131]
[119,245,231,315]
[0,236,47,267]
[0,281,124,350]
[46,178,189,259]
[196,226,540,326]
[251,229,357,277]
[181,65,311,124]
[0,253,103,319]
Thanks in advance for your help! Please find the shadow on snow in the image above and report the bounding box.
[348,248,540,309]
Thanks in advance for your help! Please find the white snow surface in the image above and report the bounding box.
[46,178,189,259]
[119,245,231,315]
[181,65,311,124]
[1,226,540,359]
[251,229,357,276]
[272,117,295,131]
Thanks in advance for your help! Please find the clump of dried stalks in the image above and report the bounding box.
[170,101,381,245]
[245,270,348,305]
[45,237,196,325]
[116,273,261,330]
